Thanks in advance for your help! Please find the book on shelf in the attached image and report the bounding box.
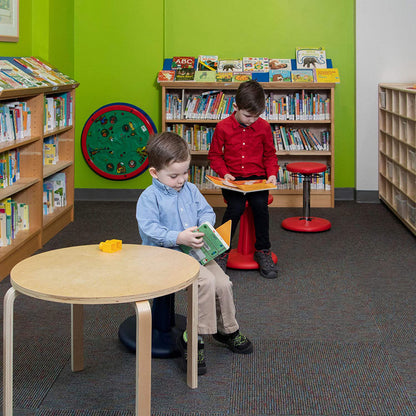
[269,69,291,82]
[0,59,44,88]
[216,72,233,82]
[232,72,252,82]
[43,172,66,215]
[269,59,292,70]
[197,55,218,71]
[175,68,195,81]
[0,197,29,245]
[194,70,217,82]
[180,220,231,265]
[157,70,176,82]
[206,175,277,193]
[295,48,327,69]
[171,56,196,69]
[242,57,269,72]
[218,60,243,72]
[291,69,314,83]
[315,68,340,83]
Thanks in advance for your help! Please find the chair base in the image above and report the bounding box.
[281,217,331,233]
[227,249,278,270]
[118,313,186,358]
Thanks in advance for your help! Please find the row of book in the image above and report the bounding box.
[0,149,20,188]
[0,57,76,91]
[44,92,74,133]
[158,51,340,83]
[265,92,330,121]
[166,91,331,121]
[167,124,215,152]
[0,198,29,247]
[188,165,331,191]
[273,127,330,151]
[43,173,67,215]
[0,101,31,142]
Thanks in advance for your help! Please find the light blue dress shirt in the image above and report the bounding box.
[136,178,216,250]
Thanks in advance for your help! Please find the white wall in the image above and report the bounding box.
[356,0,416,192]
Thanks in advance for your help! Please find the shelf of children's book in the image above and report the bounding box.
[276,150,331,156]
[42,204,73,245]
[0,136,40,153]
[43,160,73,179]
[160,81,335,89]
[44,125,73,138]
[269,120,332,124]
[0,178,40,200]
[0,83,79,100]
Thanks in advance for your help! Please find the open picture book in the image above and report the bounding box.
[180,220,231,265]
[206,175,277,193]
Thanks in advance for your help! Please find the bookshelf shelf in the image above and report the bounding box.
[160,81,335,208]
[378,83,416,235]
[0,81,79,280]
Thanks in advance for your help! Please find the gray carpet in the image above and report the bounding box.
[0,200,415,416]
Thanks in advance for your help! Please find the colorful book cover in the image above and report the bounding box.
[215,72,233,82]
[194,70,217,82]
[180,220,231,265]
[157,70,176,82]
[232,72,252,82]
[291,69,314,83]
[197,55,218,71]
[175,68,195,81]
[269,59,292,70]
[269,69,291,82]
[242,57,269,72]
[218,60,243,72]
[206,175,277,193]
[296,48,327,69]
[315,68,340,83]
[171,56,196,69]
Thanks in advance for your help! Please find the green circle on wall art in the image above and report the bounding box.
[81,103,157,180]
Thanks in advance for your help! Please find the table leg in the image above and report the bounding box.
[3,287,19,416]
[186,280,198,389]
[134,300,152,416]
[71,304,84,372]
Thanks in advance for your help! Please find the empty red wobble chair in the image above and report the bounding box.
[281,162,331,232]
[227,194,278,269]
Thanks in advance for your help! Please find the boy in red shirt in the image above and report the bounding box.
[208,80,278,279]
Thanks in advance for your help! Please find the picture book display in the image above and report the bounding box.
[269,59,292,70]
[243,57,269,72]
[206,175,277,193]
[218,60,243,72]
[171,56,196,69]
[194,70,217,82]
[270,69,291,82]
[175,68,195,81]
[180,220,231,265]
[296,48,327,69]
[157,70,176,82]
[233,72,252,82]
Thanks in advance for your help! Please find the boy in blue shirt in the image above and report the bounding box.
[136,132,252,375]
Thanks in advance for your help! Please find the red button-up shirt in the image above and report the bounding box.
[208,112,278,178]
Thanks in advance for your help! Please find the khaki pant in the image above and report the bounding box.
[197,260,239,335]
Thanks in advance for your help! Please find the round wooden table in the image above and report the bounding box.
[3,244,200,416]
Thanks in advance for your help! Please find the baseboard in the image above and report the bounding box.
[75,188,380,203]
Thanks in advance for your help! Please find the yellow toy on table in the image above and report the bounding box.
[99,239,122,253]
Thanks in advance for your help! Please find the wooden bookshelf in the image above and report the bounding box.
[160,81,335,208]
[0,82,78,281]
[378,83,416,235]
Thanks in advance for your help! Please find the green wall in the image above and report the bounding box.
[0,0,355,190]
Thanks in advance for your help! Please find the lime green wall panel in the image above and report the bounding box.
[165,0,355,188]
[74,0,164,189]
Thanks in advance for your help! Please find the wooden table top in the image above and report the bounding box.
[10,244,200,304]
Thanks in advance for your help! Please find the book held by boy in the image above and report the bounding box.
[206,175,277,193]
[180,220,231,265]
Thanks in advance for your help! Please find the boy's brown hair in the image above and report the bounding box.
[235,80,266,116]
[146,132,190,171]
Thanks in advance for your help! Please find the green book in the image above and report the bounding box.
[180,221,231,265]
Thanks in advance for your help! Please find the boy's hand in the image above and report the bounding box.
[224,173,235,181]
[267,175,277,186]
[177,226,205,248]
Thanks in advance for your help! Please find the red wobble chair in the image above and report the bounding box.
[227,194,278,269]
[281,162,331,232]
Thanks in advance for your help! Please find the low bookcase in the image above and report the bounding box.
[160,81,335,208]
